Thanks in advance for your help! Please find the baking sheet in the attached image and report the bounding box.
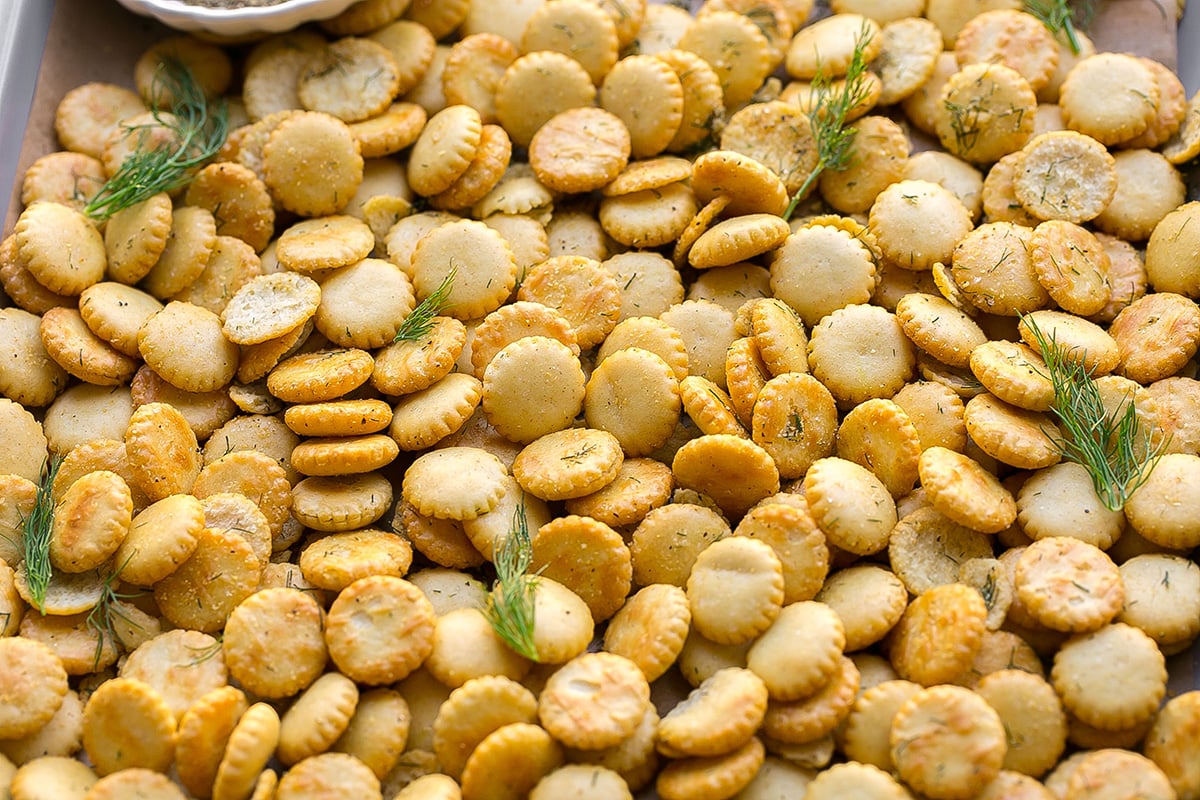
[0,0,1195,755]
[2,0,171,234]
[0,0,54,236]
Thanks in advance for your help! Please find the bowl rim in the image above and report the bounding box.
[122,0,344,21]
[113,0,363,36]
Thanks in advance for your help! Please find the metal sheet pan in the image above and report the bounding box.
[0,0,1196,780]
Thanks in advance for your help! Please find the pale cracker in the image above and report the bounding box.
[54,81,147,160]
[1059,52,1159,146]
[19,151,105,219]
[655,47,724,154]
[672,433,780,519]
[298,37,401,123]
[785,12,881,80]
[678,9,774,108]
[291,472,393,532]
[870,180,974,272]
[153,527,260,633]
[687,536,784,646]
[517,255,621,350]
[102,192,173,284]
[936,63,1036,164]
[403,446,510,520]
[890,684,1007,798]
[39,308,138,387]
[262,111,364,217]
[324,575,435,685]
[1013,131,1117,224]
[241,46,308,122]
[137,301,239,393]
[950,221,1048,316]
[494,51,596,148]
[267,347,375,403]
[480,337,583,445]
[1050,622,1166,732]
[600,182,698,250]
[140,205,217,301]
[874,16,943,106]
[1095,149,1186,244]
[409,218,516,321]
[184,162,276,253]
[118,628,228,726]
[806,303,915,408]
[815,563,907,652]
[817,115,908,215]
[14,201,105,297]
[599,54,684,159]
[78,282,163,359]
[442,32,519,125]
[0,234,74,316]
[81,677,175,776]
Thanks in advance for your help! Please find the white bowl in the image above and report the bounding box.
[114,0,363,38]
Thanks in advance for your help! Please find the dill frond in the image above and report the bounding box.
[85,58,229,221]
[21,454,62,614]
[187,634,225,666]
[1022,314,1168,511]
[393,268,456,343]
[484,501,539,661]
[1024,0,1101,55]
[783,21,876,221]
[86,556,144,671]
[943,93,987,156]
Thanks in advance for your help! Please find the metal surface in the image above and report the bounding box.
[0,0,54,229]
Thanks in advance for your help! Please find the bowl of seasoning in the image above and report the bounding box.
[113,0,363,38]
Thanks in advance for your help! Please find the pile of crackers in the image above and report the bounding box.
[1,0,1200,798]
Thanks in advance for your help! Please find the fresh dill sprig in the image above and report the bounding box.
[484,501,539,661]
[1024,0,1100,55]
[86,556,144,671]
[85,58,228,221]
[393,268,456,343]
[188,633,225,666]
[783,22,875,221]
[22,454,62,614]
[943,89,989,157]
[1022,314,1168,511]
